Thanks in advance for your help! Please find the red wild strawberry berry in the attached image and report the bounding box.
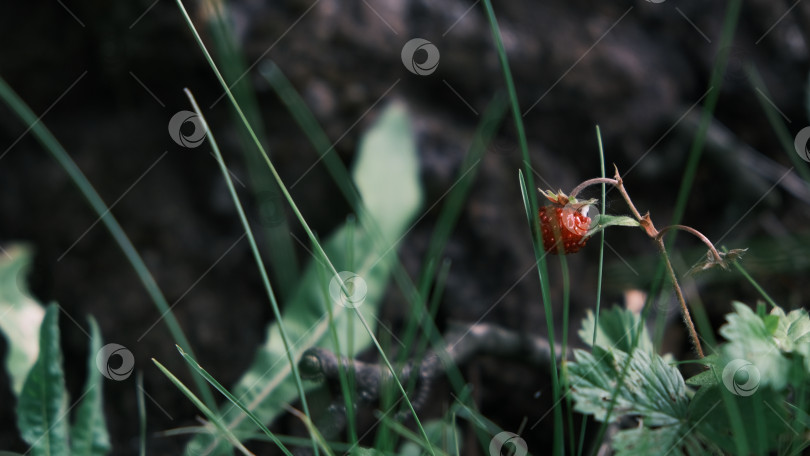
[538,205,592,254]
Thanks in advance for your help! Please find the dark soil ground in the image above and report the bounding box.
[1,1,809,454]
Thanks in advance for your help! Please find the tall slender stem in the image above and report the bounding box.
[656,238,704,358]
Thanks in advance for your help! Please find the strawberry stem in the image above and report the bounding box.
[568,166,708,358]
[656,225,723,263]
[656,237,705,358]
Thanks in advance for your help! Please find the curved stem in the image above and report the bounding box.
[656,238,704,358]
[569,173,647,227]
[569,177,618,198]
[656,225,723,262]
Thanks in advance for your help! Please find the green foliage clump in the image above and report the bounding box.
[569,304,810,456]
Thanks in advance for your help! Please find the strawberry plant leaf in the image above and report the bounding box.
[578,305,653,354]
[771,307,810,371]
[719,302,792,390]
[583,214,640,238]
[569,346,689,426]
[611,424,721,456]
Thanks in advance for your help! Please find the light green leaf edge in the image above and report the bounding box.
[0,244,46,396]
[16,304,69,456]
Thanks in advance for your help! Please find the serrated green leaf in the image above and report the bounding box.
[772,307,810,352]
[0,244,46,396]
[70,317,110,456]
[720,302,791,390]
[578,305,653,354]
[16,304,69,456]
[772,306,810,376]
[186,103,422,454]
[569,346,689,426]
[612,425,701,456]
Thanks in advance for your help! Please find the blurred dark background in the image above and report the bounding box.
[1,0,809,454]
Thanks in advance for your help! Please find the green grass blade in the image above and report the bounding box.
[745,65,810,189]
[203,7,300,299]
[184,89,317,455]
[314,246,358,445]
[152,359,255,456]
[726,247,778,308]
[0,75,217,409]
[183,103,423,451]
[593,126,607,346]
[175,346,294,456]
[483,1,562,451]
[670,0,742,228]
[137,372,146,456]
[259,61,361,210]
[284,407,337,456]
[260,52,495,444]
[402,94,508,358]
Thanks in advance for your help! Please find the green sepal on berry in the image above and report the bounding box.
[540,189,598,210]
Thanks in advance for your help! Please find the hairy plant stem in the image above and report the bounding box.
[656,238,705,358]
[569,167,708,358]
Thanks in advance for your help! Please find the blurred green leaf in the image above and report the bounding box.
[0,244,46,396]
[187,102,422,454]
[70,317,110,456]
[578,305,653,354]
[691,384,792,454]
[771,307,810,372]
[397,420,458,456]
[720,302,792,390]
[612,424,719,456]
[16,304,69,456]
